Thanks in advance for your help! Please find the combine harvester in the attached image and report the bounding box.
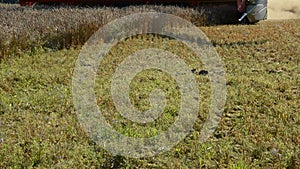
[19,0,267,23]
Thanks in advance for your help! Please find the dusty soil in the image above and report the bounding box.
[268,0,300,19]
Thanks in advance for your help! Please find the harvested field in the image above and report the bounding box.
[268,0,300,20]
[0,2,299,169]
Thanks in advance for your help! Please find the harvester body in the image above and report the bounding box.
[19,0,267,23]
[20,0,239,6]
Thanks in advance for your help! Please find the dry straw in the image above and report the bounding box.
[0,3,238,59]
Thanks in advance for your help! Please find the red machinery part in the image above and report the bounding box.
[237,0,246,13]
[19,0,238,7]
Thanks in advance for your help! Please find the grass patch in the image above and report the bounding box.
[0,18,299,168]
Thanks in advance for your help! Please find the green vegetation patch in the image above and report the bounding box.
[0,19,299,168]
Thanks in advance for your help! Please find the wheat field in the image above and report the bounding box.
[0,2,299,168]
